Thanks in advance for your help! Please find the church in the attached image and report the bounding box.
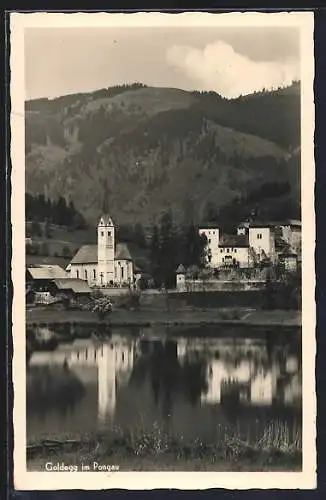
[67,213,135,287]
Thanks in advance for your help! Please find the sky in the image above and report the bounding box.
[25,26,300,100]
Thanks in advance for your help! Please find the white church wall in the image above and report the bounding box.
[70,263,97,286]
[114,260,134,284]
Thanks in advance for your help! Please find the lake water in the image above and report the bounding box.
[27,325,302,445]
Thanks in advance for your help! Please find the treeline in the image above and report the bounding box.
[25,83,147,114]
[26,193,87,229]
[149,211,207,288]
[191,82,300,149]
[203,180,299,233]
[117,211,207,287]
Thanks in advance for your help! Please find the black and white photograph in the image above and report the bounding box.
[10,11,315,490]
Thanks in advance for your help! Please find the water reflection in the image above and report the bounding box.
[27,327,301,441]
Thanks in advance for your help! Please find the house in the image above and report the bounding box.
[198,223,220,267]
[198,220,277,269]
[26,264,69,292]
[52,278,92,301]
[279,219,301,256]
[218,235,253,268]
[68,213,135,287]
[26,264,91,303]
[247,223,276,264]
[176,264,186,291]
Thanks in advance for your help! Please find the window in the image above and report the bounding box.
[208,239,211,244]
[257,233,262,239]
[220,249,223,253]
[93,269,96,279]
[76,270,79,279]
[108,231,111,236]
[85,270,88,279]
[227,248,230,253]
[101,231,104,237]
[121,266,124,279]
[234,248,237,253]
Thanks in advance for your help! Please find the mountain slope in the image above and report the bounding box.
[25,82,301,227]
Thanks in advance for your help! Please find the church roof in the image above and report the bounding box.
[70,243,133,265]
[115,243,132,261]
[70,245,97,264]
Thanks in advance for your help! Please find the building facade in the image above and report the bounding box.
[68,213,134,287]
[198,221,279,269]
[198,224,220,267]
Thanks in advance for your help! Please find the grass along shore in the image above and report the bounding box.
[27,421,302,472]
[26,307,301,329]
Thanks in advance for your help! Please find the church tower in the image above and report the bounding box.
[97,180,115,285]
[97,214,115,285]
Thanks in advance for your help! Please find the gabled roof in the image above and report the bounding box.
[53,278,92,294]
[70,243,133,265]
[27,264,69,280]
[98,213,114,226]
[176,264,186,273]
[219,235,249,248]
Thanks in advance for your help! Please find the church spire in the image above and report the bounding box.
[102,178,110,215]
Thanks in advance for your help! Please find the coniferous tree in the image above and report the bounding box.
[149,224,161,286]
[133,223,147,248]
[159,211,179,288]
[182,223,207,268]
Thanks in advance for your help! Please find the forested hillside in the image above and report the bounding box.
[25,81,301,228]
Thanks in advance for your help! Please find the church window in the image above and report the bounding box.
[93,269,96,279]
[76,270,79,279]
[85,270,87,279]
[108,231,111,237]
[101,231,104,237]
[220,249,223,253]
[121,267,124,279]
[208,239,211,243]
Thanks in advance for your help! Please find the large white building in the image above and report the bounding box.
[67,213,134,287]
[198,219,301,269]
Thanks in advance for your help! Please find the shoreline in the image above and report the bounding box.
[26,431,302,472]
[26,308,301,330]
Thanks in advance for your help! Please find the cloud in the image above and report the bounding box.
[166,41,299,98]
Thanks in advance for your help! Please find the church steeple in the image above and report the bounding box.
[102,178,110,215]
[97,179,115,286]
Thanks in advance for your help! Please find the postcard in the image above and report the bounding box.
[10,10,316,490]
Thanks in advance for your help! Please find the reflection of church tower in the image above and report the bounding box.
[97,344,116,423]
